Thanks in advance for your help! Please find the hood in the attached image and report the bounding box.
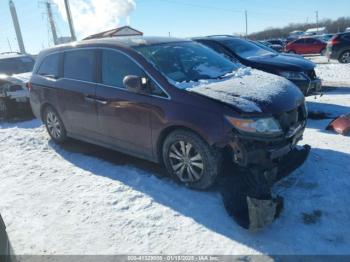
[247,53,315,72]
[174,68,304,114]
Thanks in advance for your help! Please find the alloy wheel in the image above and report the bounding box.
[46,111,62,139]
[168,140,204,183]
[341,52,350,63]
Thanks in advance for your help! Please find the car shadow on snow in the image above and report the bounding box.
[0,117,40,129]
[50,139,350,254]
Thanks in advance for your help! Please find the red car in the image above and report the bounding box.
[286,37,327,55]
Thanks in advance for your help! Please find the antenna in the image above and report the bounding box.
[245,10,248,38]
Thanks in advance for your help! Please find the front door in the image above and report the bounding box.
[95,49,165,159]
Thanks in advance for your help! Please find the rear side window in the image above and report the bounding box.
[37,53,60,77]
[294,39,305,44]
[64,50,95,82]
[101,50,145,88]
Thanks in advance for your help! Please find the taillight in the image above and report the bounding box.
[330,37,340,46]
[26,82,33,91]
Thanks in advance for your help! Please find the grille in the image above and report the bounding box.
[276,104,307,133]
[306,70,317,80]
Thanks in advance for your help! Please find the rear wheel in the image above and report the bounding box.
[43,106,67,143]
[162,130,222,190]
[339,51,350,63]
[0,99,8,119]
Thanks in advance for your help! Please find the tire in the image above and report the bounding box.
[43,105,67,144]
[0,98,8,119]
[288,50,296,54]
[338,50,350,64]
[320,49,326,56]
[162,130,223,190]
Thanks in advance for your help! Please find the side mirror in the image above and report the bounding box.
[123,75,149,94]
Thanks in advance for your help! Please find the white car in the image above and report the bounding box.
[0,52,34,118]
[0,72,32,118]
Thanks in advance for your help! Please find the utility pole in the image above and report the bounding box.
[64,0,77,41]
[46,1,58,45]
[245,10,248,38]
[315,11,319,34]
[9,0,26,53]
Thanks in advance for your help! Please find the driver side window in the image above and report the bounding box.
[102,50,144,88]
[101,49,167,97]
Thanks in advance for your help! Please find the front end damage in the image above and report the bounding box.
[228,103,308,180]
[221,103,309,231]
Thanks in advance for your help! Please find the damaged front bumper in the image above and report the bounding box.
[229,123,305,169]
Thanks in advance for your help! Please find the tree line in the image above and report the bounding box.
[249,17,350,40]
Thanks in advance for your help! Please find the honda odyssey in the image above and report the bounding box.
[29,37,307,190]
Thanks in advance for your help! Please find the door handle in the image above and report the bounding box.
[85,96,96,103]
[95,98,108,105]
[85,95,108,105]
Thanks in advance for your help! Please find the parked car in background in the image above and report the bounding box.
[0,52,35,76]
[0,73,32,119]
[267,39,285,47]
[327,32,350,63]
[259,41,283,53]
[285,37,327,55]
[315,34,335,42]
[289,30,305,39]
[0,53,34,119]
[30,36,307,189]
[194,36,322,95]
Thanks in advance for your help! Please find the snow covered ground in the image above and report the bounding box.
[0,60,349,256]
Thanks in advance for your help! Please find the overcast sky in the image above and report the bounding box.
[0,0,349,54]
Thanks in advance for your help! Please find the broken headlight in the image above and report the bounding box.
[226,116,283,136]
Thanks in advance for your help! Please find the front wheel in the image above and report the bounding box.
[162,130,222,190]
[43,106,67,143]
[339,51,350,63]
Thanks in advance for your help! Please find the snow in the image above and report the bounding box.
[316,64,350,87]
[174,68,295,113]
[0,58,350,255]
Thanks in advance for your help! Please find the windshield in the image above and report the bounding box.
[222,38,276,59]
[0,56,35,75]
[135,42,239,83]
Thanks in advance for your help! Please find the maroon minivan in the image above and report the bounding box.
[29,37,307,190]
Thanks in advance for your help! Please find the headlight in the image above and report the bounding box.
[226,116,283,136]
[279,71,307,81]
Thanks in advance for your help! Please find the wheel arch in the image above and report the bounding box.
[40,102,53,121]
